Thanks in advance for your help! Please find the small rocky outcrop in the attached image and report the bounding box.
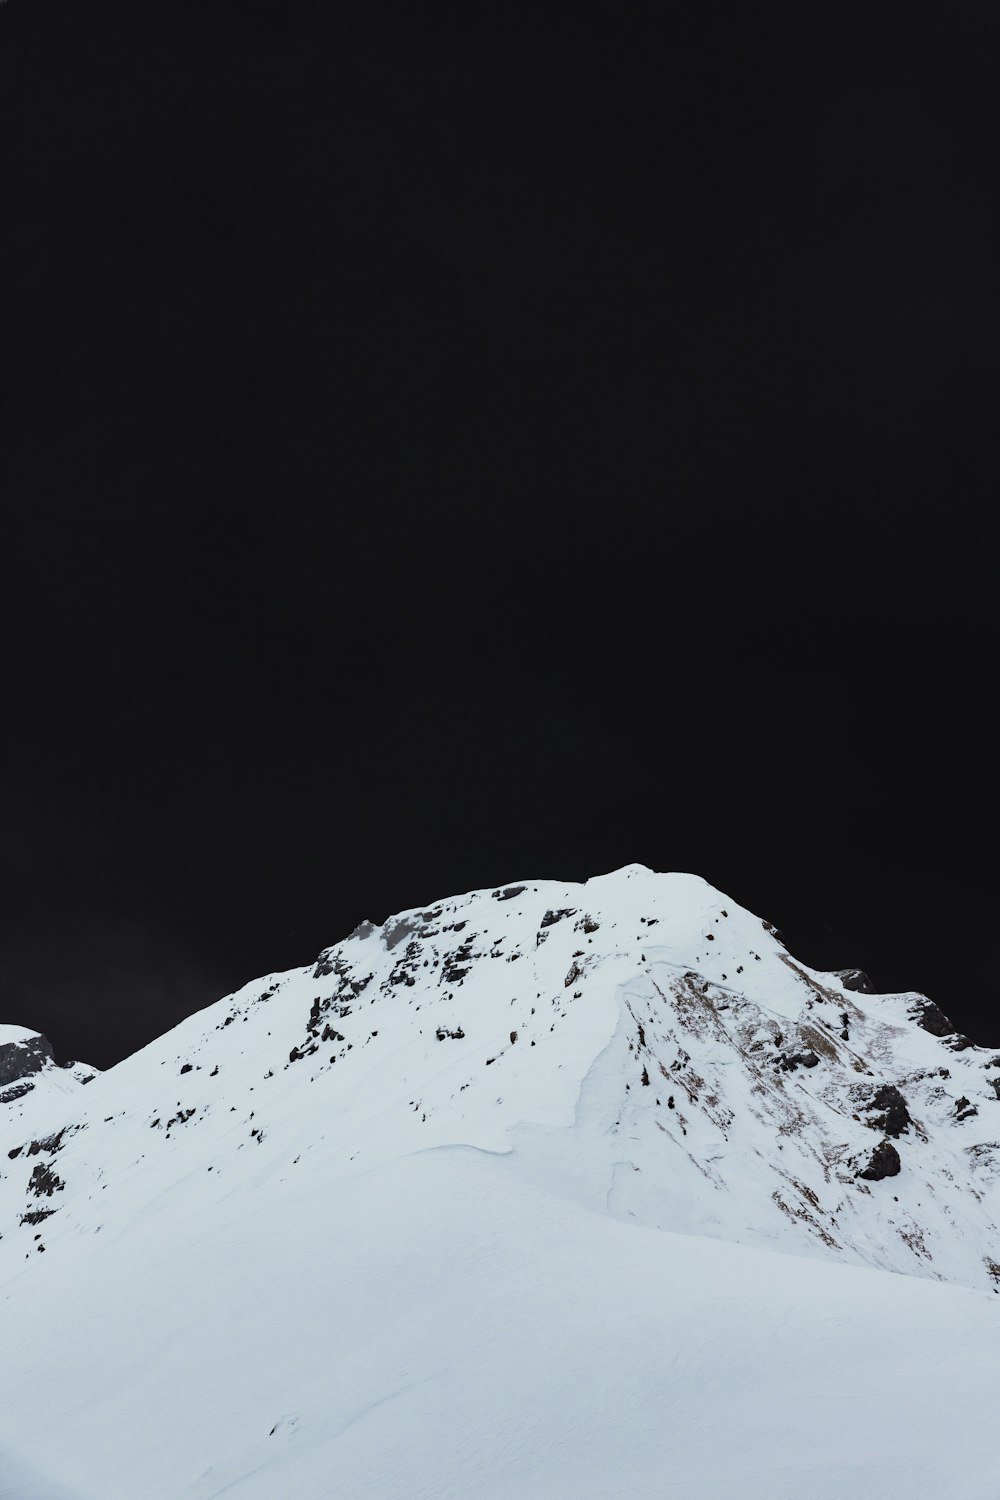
[912,1000,957,1038]
[858,1140,901,1181]
[834,968,876,994]
[0,1033,54,1087]
[20,1208,55,1227]
[540,908,576,928]
[777,1050,820,1072]
[28,1162,65,1198]
[869,1084,911,1138]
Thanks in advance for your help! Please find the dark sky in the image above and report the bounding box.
[2,4,997,1070]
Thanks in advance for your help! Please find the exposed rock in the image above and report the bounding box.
[441,950,473,985]
[834,969,876,995]
[858,1140,901,1181]
[540,908,576,928]
[20,1208,55,1227]
[26,1130,67,1157]
[0,1033,54,1087]
[0,1081,35,1103]
[28,1162,65,1198]
[869,1084,911,1138]
[493,885,526,901]
[435,1027,465,1041]
[777,1050,820,1072]
[383,916,422,951]
[912,1000,956,1038]
[955,1097,979,1122]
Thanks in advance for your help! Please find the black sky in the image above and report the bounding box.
[2,4,997,1070]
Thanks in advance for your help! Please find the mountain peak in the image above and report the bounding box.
[4,868,998,1292]
[4,870,1000,1499]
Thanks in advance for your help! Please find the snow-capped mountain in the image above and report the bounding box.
[3,866,1000,1500]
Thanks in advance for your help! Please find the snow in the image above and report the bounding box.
[2,866,1000,1498]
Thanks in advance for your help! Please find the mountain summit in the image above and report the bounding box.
[3,867,1000,1500]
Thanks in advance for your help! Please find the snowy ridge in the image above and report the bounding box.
[3,866,1000,1500]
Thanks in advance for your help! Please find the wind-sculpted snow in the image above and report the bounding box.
[3,866,1000,1499]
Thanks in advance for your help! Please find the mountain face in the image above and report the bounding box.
[3,866,1000,1500]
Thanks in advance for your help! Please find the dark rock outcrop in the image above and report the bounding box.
[777,1050,820,1072]
[912,1000,956,1038]
[0,1033,54,1087]
[834,969,876,994]
[869,1084,911,1138]
[858,1140,901,1181]
[20,1208,55,1226]
[313,948,336,978]
[28,1162,65,1198]
[383,916,422,951]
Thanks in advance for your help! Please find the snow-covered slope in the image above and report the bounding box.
[3,866,1000,1499]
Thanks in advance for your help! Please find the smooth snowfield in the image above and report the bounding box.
[0,1450,89,1500]
[3,1147,999,1500]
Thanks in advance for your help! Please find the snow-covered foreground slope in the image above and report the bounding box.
[5,1147,1000,1500]
[3,866,1000,1498]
